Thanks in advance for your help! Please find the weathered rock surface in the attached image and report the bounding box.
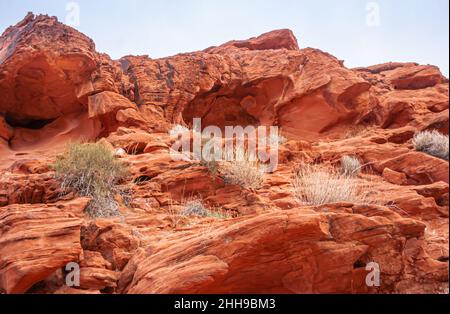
[0,13,448,294]
[0,198,88,293]
[118,209,440,294]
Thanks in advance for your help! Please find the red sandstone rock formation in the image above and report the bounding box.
[0,13,448,294]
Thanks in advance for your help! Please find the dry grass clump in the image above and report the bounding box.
[220,147,264,190]
[168,197,231,228]
[54,142,128,218]
[180,198,231,219]
[340,155,362,177]
[181,199,210,217]
[293,164,370,206]
[413,130,449,160]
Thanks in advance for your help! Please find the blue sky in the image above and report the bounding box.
[1,0,449,76]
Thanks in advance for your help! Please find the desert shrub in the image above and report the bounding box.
[178,198,231,220]
[54,142,128,218]
[413,130,449,160]
[220,147,264,190]
[340,155,362,177]
[181,199,209,217]
[293,164,368,206]
[201,146,264,189]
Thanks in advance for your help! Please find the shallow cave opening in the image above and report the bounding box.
[4,113,56,130]
[180,80,270,132]
[181,77,293,132]
[182,95,260,131]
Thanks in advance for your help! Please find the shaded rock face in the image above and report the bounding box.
[0,13,448,294]
[0,13,134,149]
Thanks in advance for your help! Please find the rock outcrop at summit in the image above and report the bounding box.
[0,13,139,151]
[0,13,448,294]
[120,38,374,139]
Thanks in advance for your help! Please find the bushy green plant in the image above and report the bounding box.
[54,142,128,218]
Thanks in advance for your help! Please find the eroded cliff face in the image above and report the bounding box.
[0,13,448,294]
